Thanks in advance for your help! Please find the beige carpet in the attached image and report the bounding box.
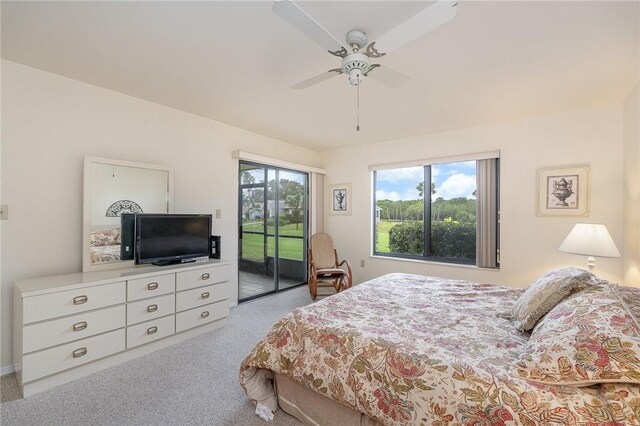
[1,285,313,425]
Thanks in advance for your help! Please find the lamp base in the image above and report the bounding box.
[586,256,596,272]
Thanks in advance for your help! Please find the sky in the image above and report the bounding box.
[376,161,476,201]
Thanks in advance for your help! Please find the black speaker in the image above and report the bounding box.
[120,213,136,260]
[210,235,221,259]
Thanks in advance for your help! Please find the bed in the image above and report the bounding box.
[240,273,640,425]
[90,227,121,264]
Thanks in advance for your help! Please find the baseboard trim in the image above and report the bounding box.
[1,364,17,376]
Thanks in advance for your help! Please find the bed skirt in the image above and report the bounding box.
[275,374,380,426]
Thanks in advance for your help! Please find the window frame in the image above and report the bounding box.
[372,158,499,267]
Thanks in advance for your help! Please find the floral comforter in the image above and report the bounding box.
[90,244,121,264]
[240,273,640,425]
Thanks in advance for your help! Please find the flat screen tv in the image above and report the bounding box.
[135,214,212,265]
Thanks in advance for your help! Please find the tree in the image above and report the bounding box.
[275,179,304,230]
[417,181,436,198]
[242,188,264,221]
[241,170,257,185]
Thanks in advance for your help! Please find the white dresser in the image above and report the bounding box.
[13,259,231,397]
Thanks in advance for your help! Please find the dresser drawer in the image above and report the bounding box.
[176,301,228,333]
[126,314,175,349]
[23,282,125,324]
[23,305,125,354]
[176,265,229,291]
[22,329,125,383]
[127,293,175,326]
[127,274,175,302]
[176,281,229,312]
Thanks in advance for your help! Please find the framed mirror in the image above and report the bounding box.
[83,156,173,272]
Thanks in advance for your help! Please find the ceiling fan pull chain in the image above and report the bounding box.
[356,82,360,132]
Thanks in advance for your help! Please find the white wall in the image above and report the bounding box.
[0,60,322,370]
[322,104,625,289]
[623,85,640,285]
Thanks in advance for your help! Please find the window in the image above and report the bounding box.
[373,156,499,267]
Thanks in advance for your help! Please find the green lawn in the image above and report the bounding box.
[375,220,397,253]
[243,221,304,237]
[242,220,403,258]
[241,221,304,261]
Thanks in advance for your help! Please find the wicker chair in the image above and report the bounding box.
[307,233,352,300]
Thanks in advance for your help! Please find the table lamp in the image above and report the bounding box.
[558,223,621,272]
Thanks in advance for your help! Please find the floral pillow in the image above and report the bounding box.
[511,283,640,386]
[511,267,595,332]
[90,227,121,247]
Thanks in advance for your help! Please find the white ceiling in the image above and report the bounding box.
[2,1,638,151]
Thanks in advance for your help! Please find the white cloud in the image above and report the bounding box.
[435,173,476,199]
[376,189,401,201]
[376,166,423,183]
[400,188,420,200]
[376,188,420,201]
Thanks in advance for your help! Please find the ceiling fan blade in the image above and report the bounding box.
[372,1,458,54]
[273,0,348,54]
[366,65,409,88]
[291,69,342,90]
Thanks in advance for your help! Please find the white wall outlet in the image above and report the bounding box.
[360,259,365,268]
[0,204,7,220]
[215,209,222,219]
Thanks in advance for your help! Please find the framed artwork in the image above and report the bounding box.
[330,183,351,215]
[536,165,590,217]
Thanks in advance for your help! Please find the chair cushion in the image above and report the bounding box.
[316,268,346,276]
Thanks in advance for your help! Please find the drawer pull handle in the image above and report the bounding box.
[147,304,158,313]
[201,292,210,299]
[147,326,158,335]
[147,282,159,290]
[73,295,88,305]
[201,311,210,319]
[72,321,88,332]
[201,273,210,280]
[72,347,87,358]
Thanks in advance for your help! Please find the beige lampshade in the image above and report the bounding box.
[558,223,621,258]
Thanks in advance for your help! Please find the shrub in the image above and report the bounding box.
[431,221,476,260]
[389,221,423,255]
[388,221,476,260]
[266,217,287,227]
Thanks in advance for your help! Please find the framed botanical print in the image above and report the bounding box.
[536,165,590,216]
[329,183,351,215]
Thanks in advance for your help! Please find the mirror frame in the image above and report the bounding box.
[82,156,173,272]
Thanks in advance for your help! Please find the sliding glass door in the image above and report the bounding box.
[238,161,308,302]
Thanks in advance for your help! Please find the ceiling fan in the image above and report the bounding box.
[272,0,458,92]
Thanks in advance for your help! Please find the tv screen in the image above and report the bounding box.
[135,214,212,265]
